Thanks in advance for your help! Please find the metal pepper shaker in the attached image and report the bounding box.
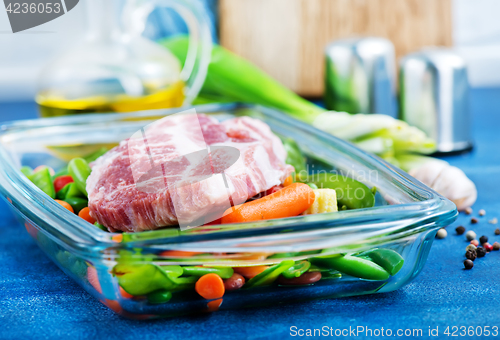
[324,37,398,118]
[399,48,473,153]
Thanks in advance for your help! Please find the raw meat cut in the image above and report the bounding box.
[86,113,293,232]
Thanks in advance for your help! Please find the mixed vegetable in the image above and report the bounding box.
[22,137,404,311]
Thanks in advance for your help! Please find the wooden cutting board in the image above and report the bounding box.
[219,0,453,97]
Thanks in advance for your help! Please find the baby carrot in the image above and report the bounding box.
[283,175,293,187]
[55,199,74,213]
[233,265,268,279]
[195,273,225,300]
[221,183,315,224]
[78,207,96,224]
[159,250,202,257]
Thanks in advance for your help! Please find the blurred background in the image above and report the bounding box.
[1,0,500,102]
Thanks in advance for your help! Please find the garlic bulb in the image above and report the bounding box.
[409,161,477,211]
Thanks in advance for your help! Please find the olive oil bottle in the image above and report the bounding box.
[36,0,211,117]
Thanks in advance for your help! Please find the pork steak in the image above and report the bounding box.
[86,113,293,232]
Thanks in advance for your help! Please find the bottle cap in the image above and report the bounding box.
[399,48,473,153]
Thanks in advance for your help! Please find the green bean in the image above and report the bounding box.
[68,158,91,196]
[56,183,70,200]
[147,290,172,304]
[245,260,294,288]
[27,167,55,198]
[83,147,109,163]
[20,166,33,177]
[63,197,88,214]
[358,249,404,276]
[94,222,107,231]
[66,183,86,198]
[298,173,375,209]
[56,183,85,200]
[320,270,342,280]
[311,255,390,281]
[267,252,296,259]
[113,263,177,296]
[267,250,320,259]
[160,265,183,278]
[282,138,307,175]
[51,167,68,181]
[182,266,234,279]
[282,260,311,279]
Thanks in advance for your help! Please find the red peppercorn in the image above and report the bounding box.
[470,240,479,246]
[484,243,493,252]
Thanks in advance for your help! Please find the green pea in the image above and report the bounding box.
[63,197,88,214]
[298,173,375,210]
[68,158,91,196]
[306,183,318,190]
[358,249,404,276]
[147,290,172,304]
[182,266,234,279]
[282,260,311,279]
[311,255,390,281]
[20,166,33,177]
[245,260,294,288]
[113,263,178,296]
[27,168,55,198]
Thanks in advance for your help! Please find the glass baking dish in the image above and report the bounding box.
[0,103,457,319]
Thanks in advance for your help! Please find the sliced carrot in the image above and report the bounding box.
[207,298,223,312]
[221,183,315,224]
[160,250,202,257]
[78,207,96,224]
[232,252,271,261]
[283,175,293,187]
[24,221,38,238]
[195,273,225,300]
[119,286,134,299]
[112,234,123,242]
[87,266,102,294]
[55,199,74,213]
[103,299,123,314]
[233,265,269,279]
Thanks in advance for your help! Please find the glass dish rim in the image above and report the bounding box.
[0,103,457,253]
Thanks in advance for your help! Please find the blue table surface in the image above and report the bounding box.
[1,90,500,340]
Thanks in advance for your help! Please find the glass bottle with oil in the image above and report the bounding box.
[37,0,212,117]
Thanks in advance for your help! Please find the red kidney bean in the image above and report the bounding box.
[277,271,322,285]
[223,273,245,291]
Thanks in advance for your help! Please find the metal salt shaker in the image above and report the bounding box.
[324,37,398,118]
[399,48,473,153]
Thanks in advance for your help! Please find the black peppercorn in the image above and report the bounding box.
[464,259,474,270]
[465,249,477,261]
[476,247,487,258]
[471,218,478,224]
[455,226,466,235]
[479,235,488,244]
